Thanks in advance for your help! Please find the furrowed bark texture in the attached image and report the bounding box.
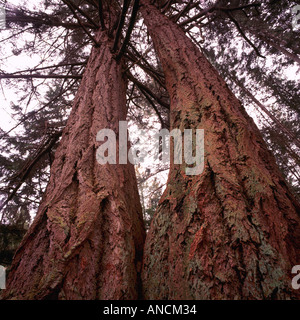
[1,31,145,300]
[141,2,300,300]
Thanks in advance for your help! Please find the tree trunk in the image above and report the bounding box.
[1,30,145,300]
[140,1,300,300]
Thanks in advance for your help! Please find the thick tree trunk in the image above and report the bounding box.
[1,30,145,300]
[140,1,300,300]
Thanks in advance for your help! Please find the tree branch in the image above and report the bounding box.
[98,0,106,30]
[112,0,131,53]
[173,0,194,23]
[0,131,62,213]
[116,0,140,61]
[65,0,99,29]
[161,0,174,14]
[126,43,164,77]
[5,9,97,30]
[218,3,261,13]
[125,52,166,88]
[142,88,168,128]
[235,80,300,148]
[179,5,216,27]
[0,79,78,139]
[126,71,169,110]
[6,62,86,75]
[179,2,261,27]
[0,74,82,79]
[226,11,264,58]
[62,0,100,47]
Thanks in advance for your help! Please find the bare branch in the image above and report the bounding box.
[173,0,194,23]
[139,86,167,129]
[179,5,216,27]
[125,52,166,88]
[116,0,140,61]
[123,45,152,72]
[6,62,86,75]
[127,71,169,110]
[161,0,173,14]
[112,0,131,53]
[0,73,82,79]
[65,0,99,29]
[126,43,164,77]
[0,27,34,43]
[98,0,106,30]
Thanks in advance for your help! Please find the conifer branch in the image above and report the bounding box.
[64,0,99,29]
[112,0,131,53]
[226,11,265,58]
[62,0,100,47]
[5,62,86,75]
[0,131,62,213]
[5,8,97,29]
[0,79,78,139]
[116,0,140,61]
[126,71,169,110]
[0,74,82,79]
[98,0,106,30]
[138,86,167,129]
[179,2,261,27]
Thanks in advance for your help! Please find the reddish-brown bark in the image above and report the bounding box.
[1,30,145,300]
[140,1,300,300]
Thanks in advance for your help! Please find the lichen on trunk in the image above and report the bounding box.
[140,1,300,300]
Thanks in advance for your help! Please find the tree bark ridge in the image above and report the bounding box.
[140,1,300,300]
[2,30,145,300]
